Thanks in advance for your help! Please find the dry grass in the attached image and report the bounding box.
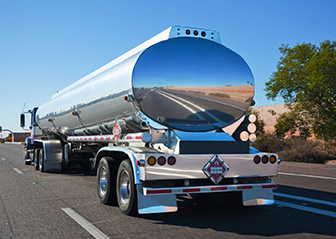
[252,135,335,164]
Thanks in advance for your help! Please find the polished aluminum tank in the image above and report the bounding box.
[36,26,254,136]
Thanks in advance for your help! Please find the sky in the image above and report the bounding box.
[0,0,335,136]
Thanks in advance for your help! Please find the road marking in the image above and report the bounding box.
[279,172,336,181]
[13,168,23,174]
[62,208,110,239]
[274,192,336,207]
[165,89,246,111]
[156,91,207,121]
[1,158,5,161]
[276,200,336,218]
[158,90,226,125]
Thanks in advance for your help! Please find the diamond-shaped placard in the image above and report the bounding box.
[203,155,229,184]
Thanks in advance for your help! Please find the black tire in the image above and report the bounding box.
[34,149,40,171]
[116,159,137,215]
[97,157,117,205]
[39,149,45,172]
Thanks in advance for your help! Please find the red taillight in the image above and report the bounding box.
[167,156,176,165]
[254,155,261,164]
[201,31,206,37]
[262,155,269,164]
[193,30,199,36]
[186,29,191,35]
[158,156,166,166]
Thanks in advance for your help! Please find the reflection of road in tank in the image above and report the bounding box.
[135,88,246,125]
[135,88,200,121]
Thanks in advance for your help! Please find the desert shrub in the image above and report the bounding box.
[251,135,330,164]
[279,138,327,163]
[251,134,287,153]
[209,93,230,98]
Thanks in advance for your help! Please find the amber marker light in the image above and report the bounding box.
[147,156,156,166]
[270,155,277,164]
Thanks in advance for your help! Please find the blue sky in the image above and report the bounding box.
[0,0,335,135]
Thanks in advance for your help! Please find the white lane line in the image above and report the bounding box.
[276,200,336,218]
[164,89,246,111]
[279,172,336,181]
[156,91,206,121]
[62,208,110,239]
[13,168,23,174]
[274,192,336,207]
[1,158,5,161]
[158,90,226,125]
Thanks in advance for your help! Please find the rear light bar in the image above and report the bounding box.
[253,155,277,165]
[146,155,177,166]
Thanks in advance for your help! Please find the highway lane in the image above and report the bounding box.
[135,88,248,126]
[0,143,336,239]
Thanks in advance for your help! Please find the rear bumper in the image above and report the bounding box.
[143,182,277,196]
[137,182,277,214]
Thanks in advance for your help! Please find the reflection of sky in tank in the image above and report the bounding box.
[132,38,254,89]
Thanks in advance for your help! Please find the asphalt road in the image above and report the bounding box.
[135,88,247,125]
[1,143,336,239]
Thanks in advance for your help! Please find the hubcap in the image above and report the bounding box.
[99,166,108,196]
[119,170,130,205]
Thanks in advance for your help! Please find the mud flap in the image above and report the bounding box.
[43,140,63,172]
[137,185,177,214]
[242,188,274,206]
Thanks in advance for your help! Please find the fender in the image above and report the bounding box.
[34,139,63,172]
[96,146,159,184]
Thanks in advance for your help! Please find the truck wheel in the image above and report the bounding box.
[116,159,137,215]
[97,157,117,205]
[39,149,45,172]
[34,149,40,171]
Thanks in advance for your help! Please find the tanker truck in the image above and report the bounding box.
[21,26,279,215]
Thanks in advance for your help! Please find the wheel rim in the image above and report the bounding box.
[39,158,43,171]
[99,166,108,196]
[119,169,130,205]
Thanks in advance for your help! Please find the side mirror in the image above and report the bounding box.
[20,114,25,128]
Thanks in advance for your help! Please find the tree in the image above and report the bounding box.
[265,40,336,142]
[274,107,311,139]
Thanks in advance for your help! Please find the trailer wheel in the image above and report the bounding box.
[97,157,117,205]
[116,159,137,215]
[34,149,40,171]
[39,149,45,172]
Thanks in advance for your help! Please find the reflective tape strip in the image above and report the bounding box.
[147,189,172,195]
[183,188,200,193]
[237,185,253,190]
[144,183,276,195]
[211,186,227,191]
[262,184,277,189]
